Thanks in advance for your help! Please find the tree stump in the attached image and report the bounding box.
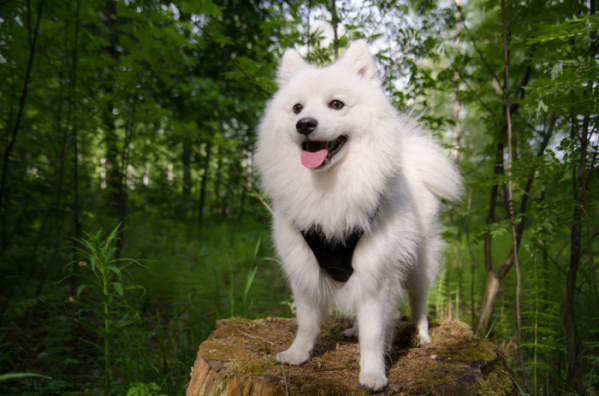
[186,317,516,396]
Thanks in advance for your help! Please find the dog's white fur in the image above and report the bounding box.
[254,40,462,392]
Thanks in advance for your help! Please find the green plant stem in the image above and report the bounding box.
[104,261,110,396]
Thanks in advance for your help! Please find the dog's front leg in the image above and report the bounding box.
[276,288,324,366]
[357,294,391,392]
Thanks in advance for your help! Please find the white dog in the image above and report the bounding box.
[254,40,462,392]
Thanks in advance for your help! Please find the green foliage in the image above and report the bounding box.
[65,225,145,396]
[0,0,597,395]
[125,382,167,396]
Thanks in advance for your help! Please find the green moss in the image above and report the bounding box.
[224,356,273,377]
[198,317,514,395]
[477,356,515,395]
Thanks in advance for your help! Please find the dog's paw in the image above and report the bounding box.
[359,371,388,392]
[276,349,310,366]
[417,332,432,347]
[341,327,359,338]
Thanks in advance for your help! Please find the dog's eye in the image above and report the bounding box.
[293,104,303,114]
[329,100,344,110]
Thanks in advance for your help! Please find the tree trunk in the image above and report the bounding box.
[565,112,582,383]
[0,0,45,219]
[102,0,121,212]
[71,0,82,296]
[477,141,502,337]
[187,317,516,396]
[182,135,192,212]
[198,139,212,224]
[331,0,339,60]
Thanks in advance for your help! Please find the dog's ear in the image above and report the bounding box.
[277,49,310,87]
[340,40,378,83]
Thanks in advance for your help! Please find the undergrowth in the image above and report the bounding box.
[0,217,287,395]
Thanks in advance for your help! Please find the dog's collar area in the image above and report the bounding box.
[301,228,363,282]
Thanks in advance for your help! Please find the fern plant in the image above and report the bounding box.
[521,253,559,396]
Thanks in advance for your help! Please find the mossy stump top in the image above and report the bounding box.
[186,317,516,396]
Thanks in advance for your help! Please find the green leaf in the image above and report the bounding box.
[252,236,261,260]
[113,282,124,296]
[78,318,106,339]
[0,373,52,381]
[76,284,88,297]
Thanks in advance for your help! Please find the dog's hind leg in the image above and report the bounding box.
[341,319,359,338]
[407,283,432,346]
[406,251,435,346]
[276,286,326,366]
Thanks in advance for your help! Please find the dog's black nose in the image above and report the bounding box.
[296,117,318,135]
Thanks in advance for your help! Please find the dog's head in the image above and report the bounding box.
[272,40,382,172]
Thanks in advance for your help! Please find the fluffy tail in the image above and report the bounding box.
[405,134,463,202]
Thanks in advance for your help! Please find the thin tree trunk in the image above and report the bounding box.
[466,189,476,328]
[476,141,502,337]
[214,152,223,216]
[199,41,231,224]
[451,2,462,163]
[103,0,121,212]
[564,0,582,383]
[565,110,582,383]
[0,0,45,218]
[332,0,338,60]
[71,0,82,296]
[27,37,72,334]
[307,0,312,54]
[116,99,136,259]
[182,135,192,212]
[198,137,212,224]
[237,184,246,224]
[476,122,553,337]
[501,0,526,383]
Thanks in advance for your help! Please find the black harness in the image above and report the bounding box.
[301,228,363,282]
[300,203,381,283]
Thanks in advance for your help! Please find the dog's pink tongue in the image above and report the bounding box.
[301,141,329,169]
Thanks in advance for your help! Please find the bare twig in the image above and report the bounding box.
[507,7,525,29]
[280,362,290,396]
[455,0,502,89]
[367,0,399,42]
[381,32,416,84]
[239,331,274,345]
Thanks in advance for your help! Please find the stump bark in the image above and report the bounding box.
[186,317,516,396]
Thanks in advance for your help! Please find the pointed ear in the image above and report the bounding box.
[340,40,377,82]
[277,49,310,87]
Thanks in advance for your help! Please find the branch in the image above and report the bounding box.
[456,2,501,88]
[381,32,415,84]
[367,0,399,42]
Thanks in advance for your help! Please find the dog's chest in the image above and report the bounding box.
[300,228,364,282]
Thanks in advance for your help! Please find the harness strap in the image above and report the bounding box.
[300,201,381,283]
